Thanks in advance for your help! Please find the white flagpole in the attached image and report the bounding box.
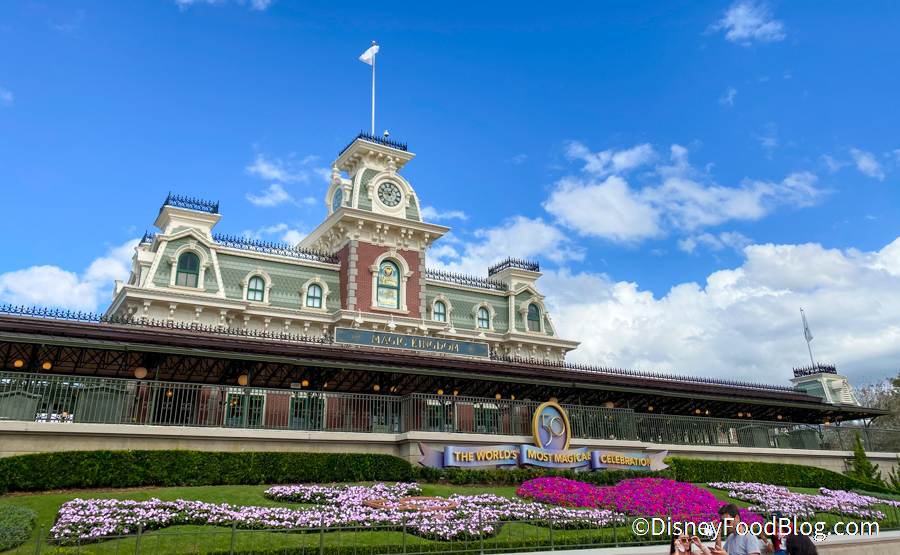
[371,41,376,135]
[801,307,814,367]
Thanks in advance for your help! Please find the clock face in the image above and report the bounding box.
[377,182,402,207]
[331,188,343,212]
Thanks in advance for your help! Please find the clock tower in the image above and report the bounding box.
[300,134,450,317]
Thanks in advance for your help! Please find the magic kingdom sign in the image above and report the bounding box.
[335,327,490,358]
[419,401,668,471]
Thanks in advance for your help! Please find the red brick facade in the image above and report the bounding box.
[354,243,422,318]
[335,244,350,310]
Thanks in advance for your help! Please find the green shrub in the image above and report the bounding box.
[850,489,900,502]
[668,457,895,493]
[0,506,38,551]
[0,451,412,494]
[411,465,673,486]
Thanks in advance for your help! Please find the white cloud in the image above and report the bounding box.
[246,184,294,207]
[421,206,469,221]
[540,237,900,385]
[821,154,849,173]
[176,0,274,10]
[241,223,306,245]
[849,148,885,180]
[245,154,309,183]
[752,121,778,150]
[48,10,85,33]
[565,142,655,177]
[708,1,787,46]
[0,240,138,312]
[678,231,754,254]
[719,87,738,107]
[544,176,661,243]
[0,87,12,105]
[507,154,527,164]
[546,143,823,243]
[427,216,583,276]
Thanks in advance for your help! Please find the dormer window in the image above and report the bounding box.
[477,307,490,329]
[434,301,447,322]
[175,253,200,287]
[247,276,265,302]
[527,304,541,332]
[306,284,323,309]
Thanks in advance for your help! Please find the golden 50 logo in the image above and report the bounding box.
[532,401,571,450]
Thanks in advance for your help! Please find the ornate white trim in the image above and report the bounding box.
[240,268,273,305]
[368,248,413,312]
[518,296,547,334]
[167,242,211,291]
[429,294,452,323]
[300,276,330,312]
[472,301,495,331]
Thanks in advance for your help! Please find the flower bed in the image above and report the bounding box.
[518,477,762,524]
[51,482,624,543]
[708,481,900,520]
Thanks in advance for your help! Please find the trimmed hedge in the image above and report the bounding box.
[411,465,673,486]
[0,506,38,551]
[667,457,896,494]
[0,450,412,494]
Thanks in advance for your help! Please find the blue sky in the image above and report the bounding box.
[2,1,899,386]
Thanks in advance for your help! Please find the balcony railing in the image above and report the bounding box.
[793,363,838,377]
[425,269,508,291]
[339,131,408,157]
[212,234,339,264]
[160,193,219,214]
[488,257,540,276]
[2,372,897,453]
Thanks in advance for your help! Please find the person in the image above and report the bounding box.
[767,511,789,555]
[784,534,818,555]
[713,504,761,555]
[669,534,712,554]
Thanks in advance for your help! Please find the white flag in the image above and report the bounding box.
[360,45,379,65]
[802,310,813,342]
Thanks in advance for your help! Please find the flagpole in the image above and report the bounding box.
[801,308,814,367]
[371,42,376,135]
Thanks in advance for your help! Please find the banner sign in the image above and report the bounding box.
[418,400,668,472]
[335,328,490,358]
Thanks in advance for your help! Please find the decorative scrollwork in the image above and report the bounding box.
[161,193,219,214]
[488,257,540,276]
[424,269,508,291]
[339,131,408,157]
[212,234,339,264]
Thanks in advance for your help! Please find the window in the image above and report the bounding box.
[527,304,541,332]
[433,301,447,322]
[247,276,265,302]
[175,253,200,287]
[477,307,490,329]
[306,283,323,308]
[376,261,400,309]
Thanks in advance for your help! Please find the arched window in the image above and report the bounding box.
[175,252,200,287]
[477,307,490,329]
[527,304,541,332]
[306,283,323,308]
[376,261,400,309]
[247,276,265,302]
[433,301,447,322]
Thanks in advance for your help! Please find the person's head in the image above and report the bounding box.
[718,503,741,534]
[785,534,818,555]
[769,511,785,542]
[669,533,692,554]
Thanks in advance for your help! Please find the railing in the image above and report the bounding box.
[424,269,509,291]
[492,354,802,394]
[793,363,838,377]
[4,372,897,452]
[5,508,899,555]
[160,193,219,214]
[488,257,540,276]
[212,234,339,264]
[339,131,408,156]
[140,231,155,245]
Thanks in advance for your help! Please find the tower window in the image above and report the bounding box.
[307,283,323,308]
[175,253,200,287]
[527,304,541,332]
[376,261,400,309]
[247,276,265,302]
[434,301,447,322]
[478,307,490,329]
